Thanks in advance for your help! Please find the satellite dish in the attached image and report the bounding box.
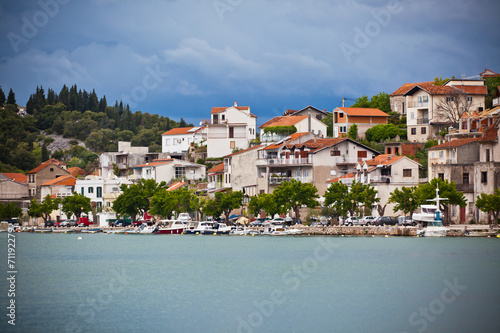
[199,121,203,126]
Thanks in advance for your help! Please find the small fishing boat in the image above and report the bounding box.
[52,228,76,233]
[81,228,101,234]
[155,220,186,234]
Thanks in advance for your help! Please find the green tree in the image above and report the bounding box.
[388,186,419,217]
[203,190,243,224]
[272,179,319,220]
[7,88,16,105]
[61,193,91,220]
[0,202,22,220]
[150,187,198,219]
[113,179,166,221]
[415,178,466,224]
[28,195,61,224]
[321,113,333,137]
[324,181,350,218]
[347,123,358,140]
[0,86,6,106]
[475,188,500,226]
[248,192,282,218]
[352,92,390,113]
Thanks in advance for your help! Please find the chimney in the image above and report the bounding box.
[234,101,237,107]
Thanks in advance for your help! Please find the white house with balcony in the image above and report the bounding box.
[256,135,379,196]
[162,126,206,157]
[326,154,421,217]
[398,79,487,142]
[133,159,206,184]
[206,102,257,158]
[259,115,327,142]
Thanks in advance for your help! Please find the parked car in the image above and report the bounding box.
[343,217,359,226]
[250,217,268,227]
[374,216,398,226]
[44,220,56,227]
[362,216,377,226]
[114,219,132,227]
[61,220,77,227]
[398,216,416,226]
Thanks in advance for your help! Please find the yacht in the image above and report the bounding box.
[412,187,450,237]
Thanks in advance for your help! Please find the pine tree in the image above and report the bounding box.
[59,84,70,107]
[98,95,107,113]
[0,86,6,106]
[47,88,58,105]
[7,88,16,105]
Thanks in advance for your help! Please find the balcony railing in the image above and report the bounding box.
[416,118,429,124]
[266,157,312,165]
[456,183,474,192]
[408,101,429,108]
[269,176,312,184]
[369,176,392,184]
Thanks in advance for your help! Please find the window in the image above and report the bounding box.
[481,171,487,183]
[411,128,416,135]
[81,187,84,195]
[421,127,426,134]
[295,170,301,177]
[395,147,399,155]
[213,114,219,124]
[50,168,54,172]
[403,169,412,177]
[486,149,490,162]
[330,150,341,156]
[221,114,225,121]
[230,141,235,149]
[97,187,102,198]
[431,151,436,158]
[166,139,170,145]
[339,113,344,118]
[446,96,454,102]
[339,126,346,133]
[438,173,444,180]
[439,151,444,158]
[303,170,309,177]
[175,167,186,179]
[467,96,473,103]
[88,187,94,194]
[357,151,367,159]
[463,173,469,184]
[229,127,234,138]
[394,102,398,112]
[411,112,415,120]
[387,148,392,154]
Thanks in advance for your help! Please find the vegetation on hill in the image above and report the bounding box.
[0,85,192,173]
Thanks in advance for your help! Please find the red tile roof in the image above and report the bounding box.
[326,172,355,183]
[211,105,257,118]
[452,85,487,95]
[335,107,389,117]
[134,160,172,168]
[207,163,224,174]
[391,82,433,96]
[259,116,308,128]
[224,145,263,157]
[1,173,27,183]
[261,132,311,150]
[41,175,76,186]
[479,121,499,142]
[364,154,404,166]
[27,159,67,174]
[68,167,86,177]
[167,181,187,191]
[162,126,205,136]
[285,138,348,153]
[427,138,480,150]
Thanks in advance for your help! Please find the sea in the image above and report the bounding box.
[1,233,500,333]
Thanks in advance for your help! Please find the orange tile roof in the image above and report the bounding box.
[335,107,389,117]
[259,115,308,128]
[427,138,480,150]
[479,121,499,142]
[27,159,67,174]
[41,175,76,186]
[261,132,311,150]
[68,167,86,177]
[1,173,27,183]
[167,181,187,191]
[326,172,355,183]
[391,82,433,96]
[162,126,205,136]
[364,154,404,166]
[224,145,263,157]
[207,163,224,174]
[452,85,487,95]
[285,138,348,153]
[211,105,257,118]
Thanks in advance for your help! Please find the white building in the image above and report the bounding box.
[162,126,206,157]
[259,115,327,143]
[206,102,257,158]
[133,158,206,183]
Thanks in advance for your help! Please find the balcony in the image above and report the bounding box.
[416,118,429,124]
[407,101,429,108]
[456,183,474,193]
[369,176,392,184]
[265,157,312,166]
[269,176,312,184]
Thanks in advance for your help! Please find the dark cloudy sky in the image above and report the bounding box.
[1,0,499,125]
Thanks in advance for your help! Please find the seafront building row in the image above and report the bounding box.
[2,70,500,225]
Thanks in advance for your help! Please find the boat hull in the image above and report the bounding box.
[155,228,184,234]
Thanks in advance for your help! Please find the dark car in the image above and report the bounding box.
[374,216,398,226]
[45,220,56,227]
[114,219,132,227]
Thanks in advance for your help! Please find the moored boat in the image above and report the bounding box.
[155,220,186,234]
[413,186,450,237]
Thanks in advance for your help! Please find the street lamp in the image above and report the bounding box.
[409,198,413,220]
[351,200,354,217]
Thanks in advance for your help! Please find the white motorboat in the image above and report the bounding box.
[155,220,186,234]
[138,223,155,234]
[271,226,290,236]
[183,221,200,234]
[288,228,303,235]
[230,226,251,235]
[413,186,450,237]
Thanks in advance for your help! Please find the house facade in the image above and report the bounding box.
[395,80,487,142]
[206,102,257,158]
[133,159,206,184]
[332,107,389,139]
[162,126,206,158]
[222,145,263,197]
[283,105,330,121]
[27,159,70,200]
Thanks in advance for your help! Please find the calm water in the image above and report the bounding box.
[1,233,500,333]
